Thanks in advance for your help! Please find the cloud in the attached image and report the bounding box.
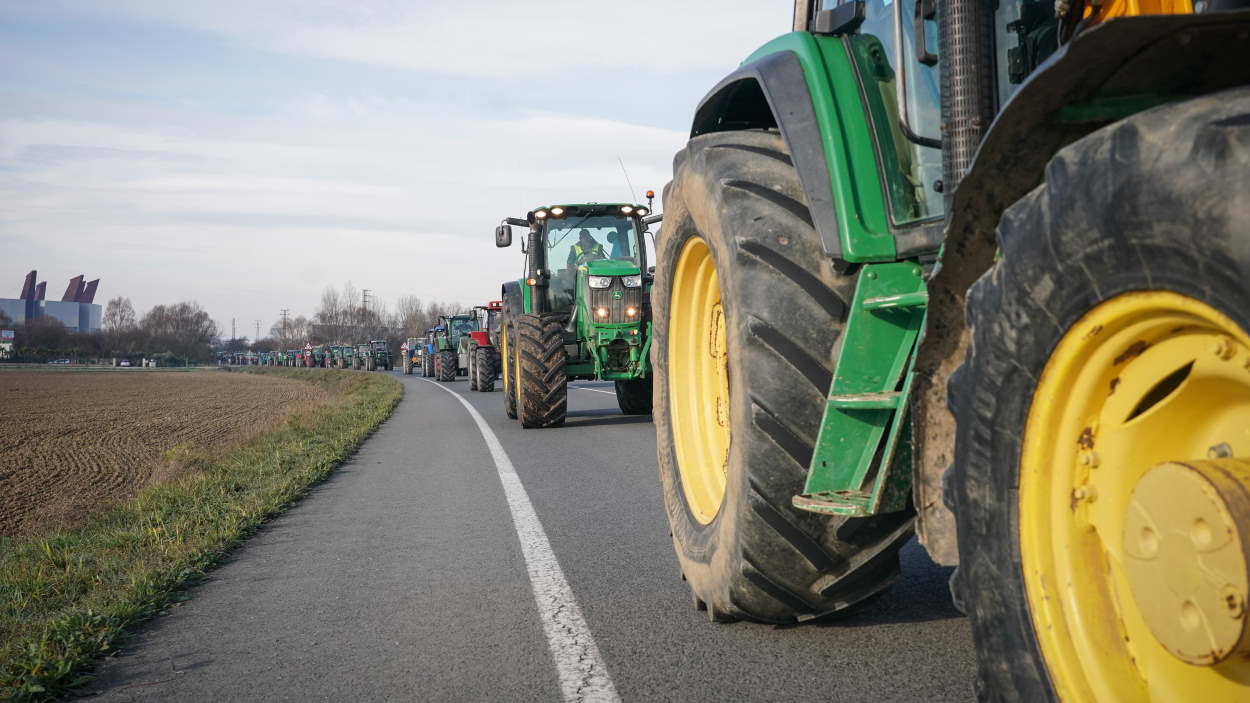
[32,0,788,78]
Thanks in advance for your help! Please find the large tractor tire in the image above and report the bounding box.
[947,90,1250,702]
[515,313,567,428]
[615,377,652,414]
[475,346,496,392]
[403,357,412,375]
[502,324,518,419]
[436,349,457,382]
[468,347,479,390]
[655,129,913,623]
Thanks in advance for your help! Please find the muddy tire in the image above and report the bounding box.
[516,313,567,429]
[475,347,496,392]
[615,377,652,414]
[436,349,457,382]
[654,129,913,623]
[947,89,1250,702]
[503,324,518,419]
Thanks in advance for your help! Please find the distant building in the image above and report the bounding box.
[1,270,102,332]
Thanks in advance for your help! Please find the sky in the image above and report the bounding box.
[0,1,793,338]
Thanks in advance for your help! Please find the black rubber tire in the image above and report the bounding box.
[946,89,1250,702]
[436,349,457,382]
[468,347,479,390]
[422,355,431,377]
[503,324,518,419]
[475,347,496,392]
[654,129,914,624]
[515,313,567,429]
[404,358,412,375]
[614,377,652,414]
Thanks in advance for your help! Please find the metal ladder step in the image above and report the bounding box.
[793,490,873,517]
[827,391,901,410]
[863,290,928,311]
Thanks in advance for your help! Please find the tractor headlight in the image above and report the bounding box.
[621,274,642,288]
[550,206,565,217]
[625,306,638,317]
[620,205,634,215]
[595,307,609,319]
[636,207,649,216]
[534,209,548,220]
[588,275,613,289]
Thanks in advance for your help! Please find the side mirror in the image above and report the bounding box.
[495,224,512,248]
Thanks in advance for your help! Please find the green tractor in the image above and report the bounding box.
[355,343,374,371]
[370,339,392,371]
[653,0,1250,699]
[494,202,655,428]
[431,314,477,382]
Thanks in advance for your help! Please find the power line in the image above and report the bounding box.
[617,156,638,203]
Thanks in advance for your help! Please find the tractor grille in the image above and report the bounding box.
[589,277,643,324]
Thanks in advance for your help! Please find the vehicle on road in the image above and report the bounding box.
[464,301,503,392]
[431,314,477,382]
[370,340,393,371]
[495,202,656,427]
[401,338,418,375]
[651,1,1250,700]
[355,343,375,371]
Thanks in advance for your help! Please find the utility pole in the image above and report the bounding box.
[362,289,371,336]
[280,308,290,345]
[231,318,236,342]
[255,320,261,343]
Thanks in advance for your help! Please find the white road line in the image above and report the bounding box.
[422,380,620,703]
[571,386,616,396]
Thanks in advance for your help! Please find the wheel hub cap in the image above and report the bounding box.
[1124,459,1250,666]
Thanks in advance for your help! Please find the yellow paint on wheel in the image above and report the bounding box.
[1020,291,1250,701]
[668,237,730,524]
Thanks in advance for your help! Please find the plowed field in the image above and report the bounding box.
[0,370,330,537]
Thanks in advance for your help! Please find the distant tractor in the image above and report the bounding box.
[495,202,655,427]
[370,340,392,371]
[355,343,374,371]
[401,338,418,375]
[420,329,437,377]
[464,301,503,392]
[431,314,478,382]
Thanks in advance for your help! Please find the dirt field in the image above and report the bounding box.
[0,370,330,537]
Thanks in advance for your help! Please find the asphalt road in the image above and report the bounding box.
[84,373,976,702]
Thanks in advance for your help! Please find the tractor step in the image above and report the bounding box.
[862,290,928,311]
[793,490,873,517]
[827,391,901,410]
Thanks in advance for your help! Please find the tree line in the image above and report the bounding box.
[1,298,219,363]
[0,283,470,363]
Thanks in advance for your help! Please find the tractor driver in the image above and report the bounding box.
[567,229,606,268]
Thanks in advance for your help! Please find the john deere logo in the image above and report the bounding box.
[613,290,622,299]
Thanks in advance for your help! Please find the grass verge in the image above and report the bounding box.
[0,368,402,701]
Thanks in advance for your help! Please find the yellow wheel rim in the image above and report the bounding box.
[501,328,510,394]
[668,237,730,524]
[1021,291,1250,701]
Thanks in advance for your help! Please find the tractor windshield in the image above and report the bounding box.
[450,318,477,336]
[545,214,642,311]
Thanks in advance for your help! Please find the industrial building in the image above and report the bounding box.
[0,270,102,332]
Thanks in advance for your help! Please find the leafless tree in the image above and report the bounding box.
[103,296,136,333]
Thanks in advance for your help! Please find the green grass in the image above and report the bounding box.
[0,368,402,701]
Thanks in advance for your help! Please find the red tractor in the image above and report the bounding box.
[464,301,502,392]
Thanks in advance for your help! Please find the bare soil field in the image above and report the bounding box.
[0,370,330,537]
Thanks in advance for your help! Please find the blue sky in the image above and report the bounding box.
[0,1,790,335]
